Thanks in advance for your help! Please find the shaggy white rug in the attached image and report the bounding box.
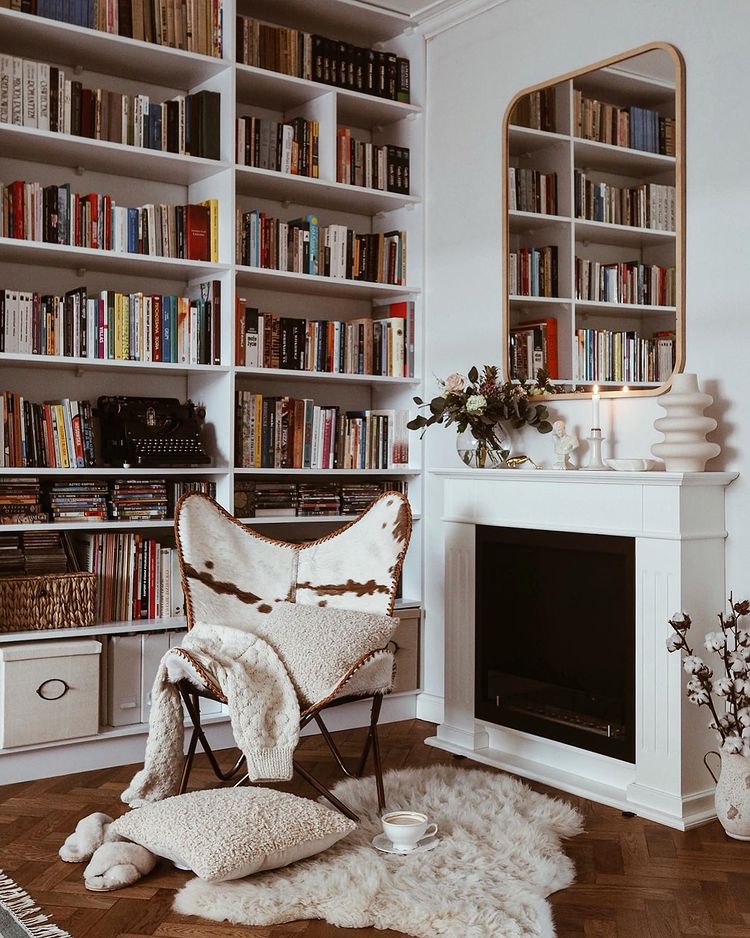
[174,764,583,937]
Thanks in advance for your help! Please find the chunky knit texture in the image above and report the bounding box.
[112,787,356,882]
[121,623,300,807]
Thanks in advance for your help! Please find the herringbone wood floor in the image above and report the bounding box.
[0,719,747,937]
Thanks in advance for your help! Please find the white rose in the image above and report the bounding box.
[466,394,487,415]
[443,373,465,394]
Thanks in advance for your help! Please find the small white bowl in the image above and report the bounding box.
[605,458,658,472]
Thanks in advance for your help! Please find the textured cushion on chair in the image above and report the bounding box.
[239,601,398,708]
[110,788,355,882]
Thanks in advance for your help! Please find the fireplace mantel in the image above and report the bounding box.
[427,468,738,830]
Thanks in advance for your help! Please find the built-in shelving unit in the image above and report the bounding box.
[0,0,425,782]
[504,45,682,393]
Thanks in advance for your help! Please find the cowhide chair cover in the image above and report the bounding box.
[172,490,412,818]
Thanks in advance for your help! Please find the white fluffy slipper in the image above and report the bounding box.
[84,841,157,892]
[59,812,122,863]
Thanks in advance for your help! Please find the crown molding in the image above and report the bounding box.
[417,0,513,39]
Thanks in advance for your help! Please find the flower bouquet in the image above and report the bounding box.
[407,365,555,467]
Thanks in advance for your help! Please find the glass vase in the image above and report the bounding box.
[456,425,512,469]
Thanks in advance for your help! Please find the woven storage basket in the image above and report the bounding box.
[0,572,96,631]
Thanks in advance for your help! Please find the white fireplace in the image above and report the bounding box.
[426,468,738,830]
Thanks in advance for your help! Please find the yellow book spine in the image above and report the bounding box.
[201,198,219,262]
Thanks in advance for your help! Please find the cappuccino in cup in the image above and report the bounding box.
[381,811,438,853]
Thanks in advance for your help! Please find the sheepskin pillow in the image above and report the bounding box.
[110,787,355,883]
[249,601,398,707]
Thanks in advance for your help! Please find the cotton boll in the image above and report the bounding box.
[723,735,745,754]
[705,632,726,653]
[714,677,734,697]
[683,655,706,675]
[670,612,691,632]
[665,634,683,653]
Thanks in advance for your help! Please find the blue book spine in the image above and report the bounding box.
[306,213,319,276]
[127,207,138,253]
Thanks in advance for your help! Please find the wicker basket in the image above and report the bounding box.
[0,572,97,632]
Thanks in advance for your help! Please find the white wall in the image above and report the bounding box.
[418,0,750,718]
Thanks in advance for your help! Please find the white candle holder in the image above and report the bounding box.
[585,428,610,471]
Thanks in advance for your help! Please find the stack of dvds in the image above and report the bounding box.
[0,478,47,524]
[0,534,24,574]
[254,483,297,517]
[21,531,74,573]
[167,480,217,516]
[233,480,256,519]
[297,483,341,517]
[340,482,387,515]
[46,480,108,521]
[109,480,168,521]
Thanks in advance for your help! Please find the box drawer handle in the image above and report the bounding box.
[36,679,70,701]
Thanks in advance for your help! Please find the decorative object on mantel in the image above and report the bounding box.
[551,420,578,470]
[0,869,72,938]
[666,597,750,839]
[173,764,584,938]
[408,365,555,468]
[605,458,658,471]
[651,372,721,471]
[583,384,610,470]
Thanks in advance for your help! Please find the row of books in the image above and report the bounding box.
[8,0,223,57]
[77,532,184,623]
[0,394,95,468]
[336,130,410,194]
[0,57,220,158]
[510,318,559,380]
[575,258,676,307]
[235,301,415,378]
[0,283,221,365]
[236,211,407,285]
[510,89,556,133]
[235,115,319,177]
[0,181,219,261]
[508,246,559,297]
[573,91,676,156]
[0,476,216,523]
[573,173,675,231]
[0,529,77,574]
[235,16,410,103]
[235,393,409,470]
[508,167,558,216]
[575,328,676,384]
[233,479,407,518]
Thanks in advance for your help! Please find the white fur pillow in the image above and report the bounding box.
[110,788,355,883]
[248,601,398,707]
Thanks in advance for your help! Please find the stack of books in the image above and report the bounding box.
[576,328,675,384]
[510,319,559,380]
[254,483,297,517]
[0,477,46,524]
[20,0,223,56]
[508,246,559,297]
[47,480,108,521]
[236,115,319,177]
[236,211,407,285]
[0,58,220,159]
[341,481,404,515]
[235,393,409,470]
[235,17,409,103]
[0,181,218,262]
[573,91,676,155]
[77,532,183,623]
[109,480,168,521]
[233,480,256,519]
[296,483,341,517]
[575,259,676,306]
[168,480,216,515]
[509,89,556,132]
[574,173,675,230]
[21,530,75,573]
[0,534,24,574]
[336,131,410,193]
[235,301,414,378]
[0,394,96,468]
[508,168,557,215]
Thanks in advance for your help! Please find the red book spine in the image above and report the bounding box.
[184,204,210,261]
[10,182,24,239]
[148,540,157,619]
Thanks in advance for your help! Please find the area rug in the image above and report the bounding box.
[174,764,583,938]
[0,870,71,938]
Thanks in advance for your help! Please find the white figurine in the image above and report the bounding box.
[551,419,578,470]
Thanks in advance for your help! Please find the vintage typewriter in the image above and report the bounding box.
[97,396,211,467]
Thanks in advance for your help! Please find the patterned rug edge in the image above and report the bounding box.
[0,870,72,938]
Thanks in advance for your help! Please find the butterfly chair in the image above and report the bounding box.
[171,490,412,821]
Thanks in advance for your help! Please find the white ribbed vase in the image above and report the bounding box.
[651,373,720,471]
[714,753,750,840]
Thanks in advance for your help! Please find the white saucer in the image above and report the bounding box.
[371,833,440,855]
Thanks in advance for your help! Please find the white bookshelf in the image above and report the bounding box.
[0,0,425,780]
[504,47,681,391]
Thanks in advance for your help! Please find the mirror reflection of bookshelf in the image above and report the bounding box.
[504,45,683,396]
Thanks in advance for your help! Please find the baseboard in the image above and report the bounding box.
[416,692,444,724]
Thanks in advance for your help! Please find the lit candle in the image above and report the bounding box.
[622,385,630,394]
[592,384,600,428]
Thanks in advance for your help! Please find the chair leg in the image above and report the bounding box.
[293,759,359,822]
[314,714,357,779]
[368,694,386,814]
[178,686,245,792]
[178,692,201,795]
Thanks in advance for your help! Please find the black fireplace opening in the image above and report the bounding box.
[475,525,635,763]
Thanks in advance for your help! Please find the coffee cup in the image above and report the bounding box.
[381,810,438,853]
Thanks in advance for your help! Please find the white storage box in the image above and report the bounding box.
[0,639,101,748]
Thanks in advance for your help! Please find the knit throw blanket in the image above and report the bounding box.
[121,623,300,808]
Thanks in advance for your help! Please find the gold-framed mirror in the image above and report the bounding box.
[502,42,685,399]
